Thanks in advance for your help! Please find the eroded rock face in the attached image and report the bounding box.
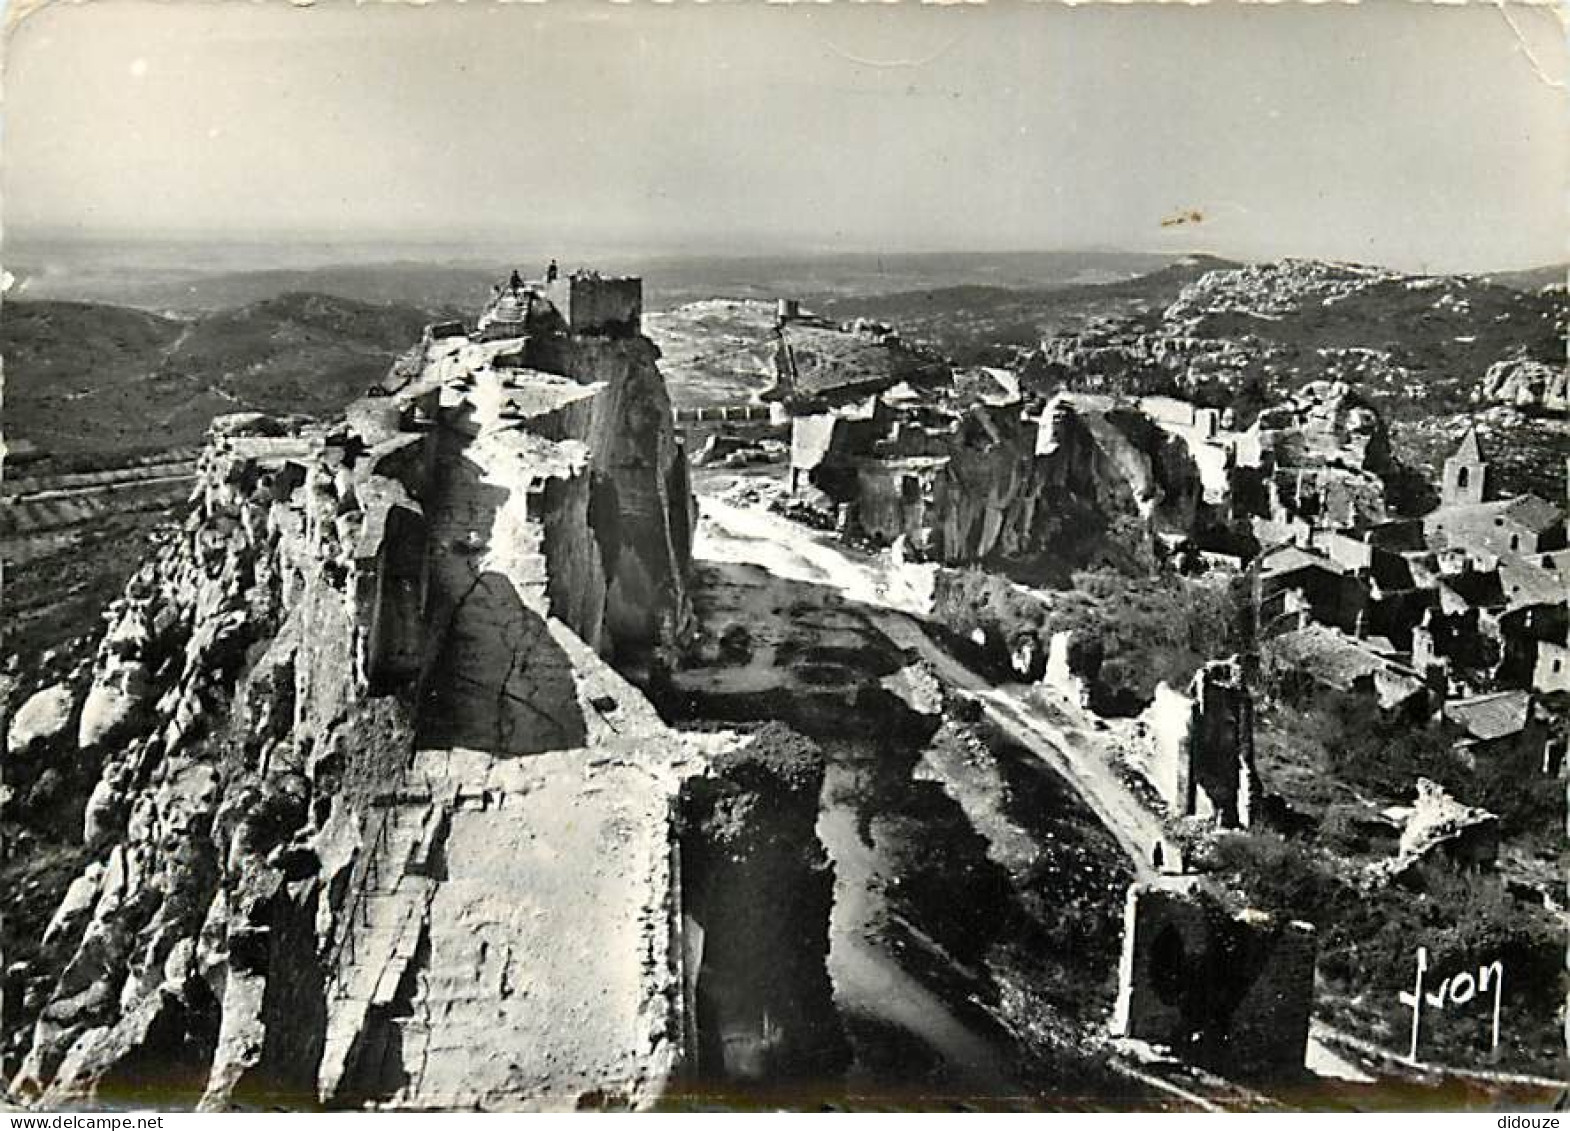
[1476,355,1568,413]
[8,685,76,754]
[1249,380,1392,476]
[526,334,696,656]
[799,391,1206,582]
[10,409,398,1107]
[935,393,1202,573]
[7,283,728,1111]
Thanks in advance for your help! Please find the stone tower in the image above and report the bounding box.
[1441,426,1489,507]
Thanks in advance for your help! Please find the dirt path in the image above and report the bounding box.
[697,497,1174,878]
[695,500,1033,1099]
[817,773,1023,1103]
[694,492,1411,1100]
[696,497,927,614]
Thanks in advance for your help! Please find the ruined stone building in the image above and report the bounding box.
[1386,778,1501,883]
[1414,430,1570,693]
[765,315,949,411]
[1230,381,1394,535]
[1532,636,1570,695]
[1261,622,1433,713]
[1441,689,1545,764]
[1241,422,1568,704]
[1255,543,1369,639]
[1425,429,1565,558]
[1128,659,1258,829]
[1112,880,1316,1078]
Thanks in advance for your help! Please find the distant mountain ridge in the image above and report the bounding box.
[1480,262,1568,293]
[816,254,1241,362]
[6,244,1180,316]
[3,292,431,466]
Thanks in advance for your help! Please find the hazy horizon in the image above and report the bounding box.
[4,0,1566,273]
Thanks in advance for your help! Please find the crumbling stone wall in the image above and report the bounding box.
[1133,658,1256,828]
[1112,881,1316,1078]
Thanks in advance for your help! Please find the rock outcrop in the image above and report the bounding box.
[7,278,838,1111]
[1229,380,1395,533]
[1475,355,1569,414]
[7,685,76,754]
[1386,778,1500,883]
[675,724,849,1090]
[790,389,1206,582]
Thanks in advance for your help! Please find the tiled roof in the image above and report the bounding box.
[1500,494,1563,534]
[1258,544,1344,580]
[1498,556,1568,609]
[1266,623,1408,690]
[1425,494,1565,537]
[1443,690,1531,743]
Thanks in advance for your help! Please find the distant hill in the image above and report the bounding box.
[3,292,431,467]
[7,240,1182,316]
[1481,263,1567,293]
[121,264,488,319]
[817,254,1239,362]
[1159,260,1566,415]
[2,301,186,390]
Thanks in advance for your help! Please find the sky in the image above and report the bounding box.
[3,0,1566,272]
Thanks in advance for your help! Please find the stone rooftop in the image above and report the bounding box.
[1443,689,1533,743]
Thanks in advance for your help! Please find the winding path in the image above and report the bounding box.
[697,495,1178,878]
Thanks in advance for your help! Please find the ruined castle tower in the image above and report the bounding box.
[1441,426,1490,507]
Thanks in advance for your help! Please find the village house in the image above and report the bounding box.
[1402,430,1570,693]
[1262,622,1434,713]
[1255,543,1367,638]
[1441,689,1540,764]
[1531,635,1570,695]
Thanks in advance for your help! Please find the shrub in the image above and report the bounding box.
[1210,829,1568,1074]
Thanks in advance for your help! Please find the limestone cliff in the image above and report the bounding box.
[919,393,1203,579]
[1475,354,1569,414]
[7,287,838,1111]
[525,333,696,656]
